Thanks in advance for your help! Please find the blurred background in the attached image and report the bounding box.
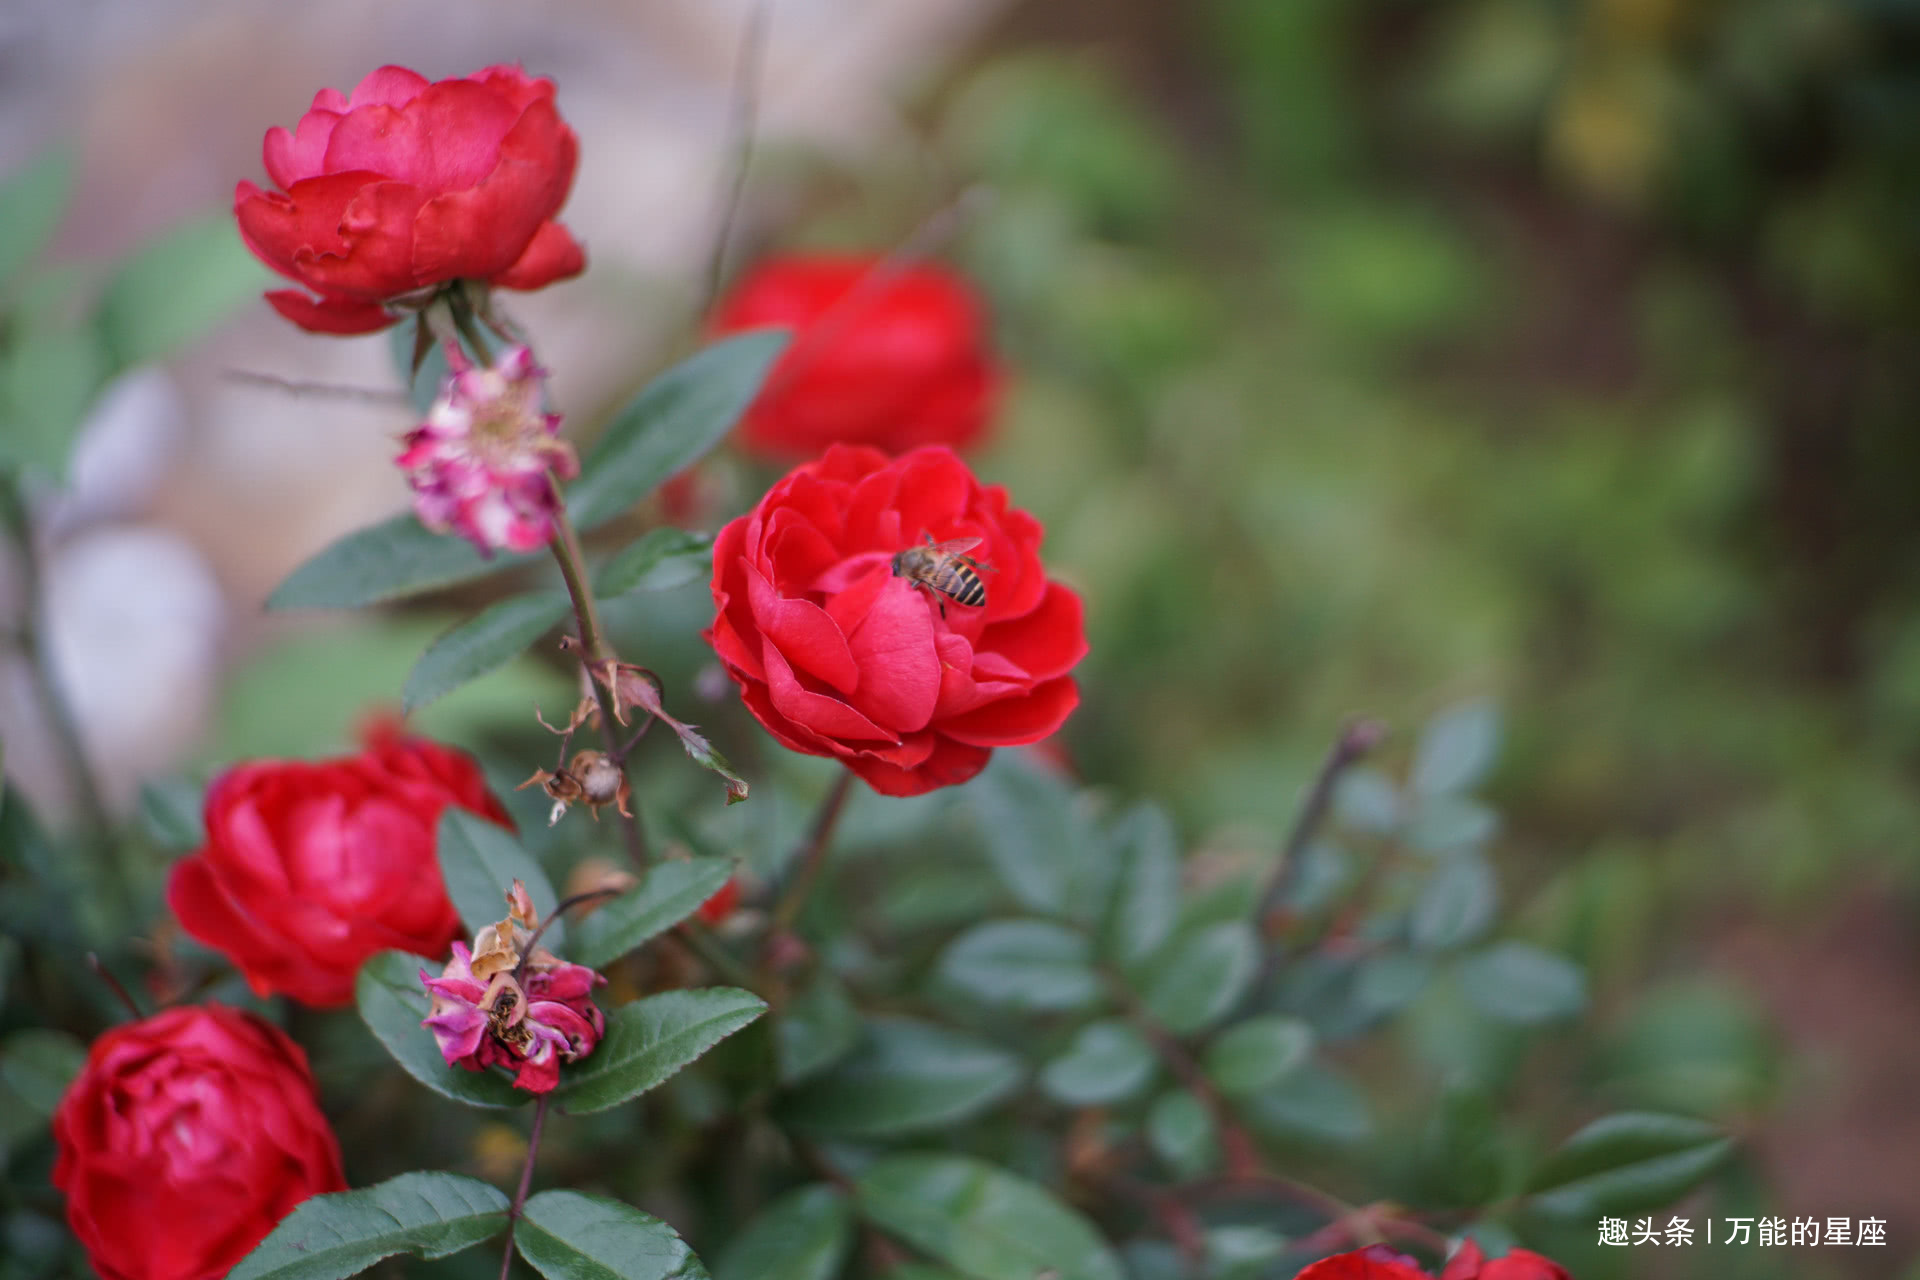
[2,0,1918,1277]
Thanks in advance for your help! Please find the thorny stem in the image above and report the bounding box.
[770,771,855,934]
[221,369,412,404]
[497,1095,551,1280]
[0,475,111,838]
[1252,717,1385,978]
[86,952,143,1020]
[544,491,650,868]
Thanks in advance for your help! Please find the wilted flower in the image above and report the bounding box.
[518,749,630,826]
[397,345,577,555]
[419,880,605,1093]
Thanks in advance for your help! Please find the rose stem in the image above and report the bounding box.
[497,1094,550,1280]
[85,952,143,1020]
[699,0,771,319]
[0,475,111,839]
[769,771,855,934]
[1115,983,1446,1253]
[543,493,650,869]
[449,296,497,367]
[1248,717,1386,1000]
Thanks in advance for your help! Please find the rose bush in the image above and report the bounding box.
[165,723,512,1006]
[51,1005,345,1280]
[711,255,999,456]
[234,64,584,334]
[708,444,1085,794]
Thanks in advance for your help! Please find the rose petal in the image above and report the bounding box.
[842,575,941,732]
[262,290,395,334]
[761,640,896,743]
[411,96,577,284]
[976,582,1088,682]
[494,219,586,290]
[846,735,991,796]
[939,676,1079,747]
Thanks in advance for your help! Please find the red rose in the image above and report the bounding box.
[708,445,1085,796]
[711,255,1000,457]
[234,64,585,335]
[52,1004,346,1280]
[1437,1242,1571,1280]
[166,725,512,1006]
[1294,1247,1433,1280]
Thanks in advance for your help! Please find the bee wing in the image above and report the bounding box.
[927,537,983,556]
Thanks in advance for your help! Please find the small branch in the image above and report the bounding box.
[1254,718,1386,937]
[544,491,650,869]
[86,952,143,1020]
[770,771,854,934]
[497,1095,551,1280]
[0,477,111,838]
[699,0,772,319]
[512,889,622,986]
[221,369,411,405]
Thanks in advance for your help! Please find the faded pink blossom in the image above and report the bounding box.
[419,879,605,1094]
[397,345,577,555]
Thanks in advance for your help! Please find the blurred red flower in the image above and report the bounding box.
[166,723,512,1006]
[1294,1244,1571,1280]
[234,64,584,334]
[52,1005,345,1280]
[708,444,1085,795]
[711,255,1000,457]
[1437,1242,1572,1280]
[695,878,742,925]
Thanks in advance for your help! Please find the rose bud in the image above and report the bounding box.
[707,445,1086,795]
[710,255,1000,458]
[52,1005,346,1280]
[166,722,512,1007]
[421,883,606,1094]
[1437,1242,1571,1280]
[234,64,584,335]
[397,345,576,555]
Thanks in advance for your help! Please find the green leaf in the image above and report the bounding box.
[1410,697,1501,796]
[1239,1061,1372,1145]
[0,325,106,476]
[0,1030,86,1115]
[517,1190,709,1280]
[1147,1090,1218,1179]
[967,752,1099,918]
[854,1155,1125,1280]
[782,1017,1022,1138]
[1098,803,1180,973]
[436,809,562,945]
[936,919,1102,1013]
[1458,941,1586,1024]
[570,858,736,970]
[777,970,861,1086]
[1415,1087,1503,1209]
[554,987,766,1114]
[0,146,74,290]
[137,777,205,850]
[1203,1016,1314,1097]
[96,213,273,367]
[568,331,789,529]
[595,529,715,597]
[1526,1113,1734,1218]
[1408,852,1498,950]
[228,1172,510,1280]
[1138,922,1259,1036]
[267,512,525,611]
[715,1185,851,1280]
[403,591,570,712]
[1040,1020,1156,1106]
[355,950,526,1109]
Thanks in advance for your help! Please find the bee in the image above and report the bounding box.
[891,533,990,617]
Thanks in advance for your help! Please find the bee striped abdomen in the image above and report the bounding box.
[932,563,987,607]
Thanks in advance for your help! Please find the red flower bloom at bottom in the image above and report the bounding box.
[1295,1244,1571,1280]
[708,445,1086,795]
